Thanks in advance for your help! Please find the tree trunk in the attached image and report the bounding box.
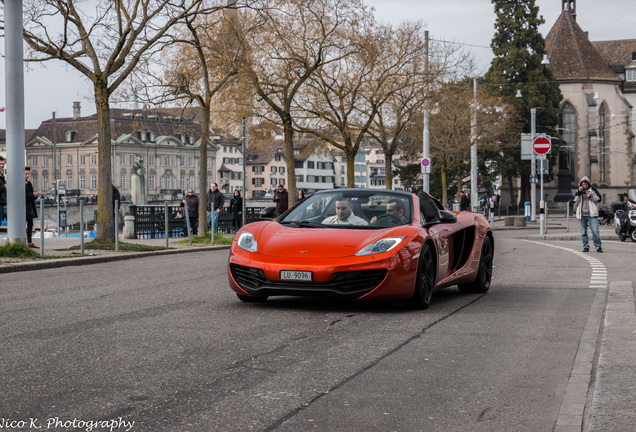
[384,153,393,190]
[198,102,211,236]
[95,79,113,242]
[283,118,297,207]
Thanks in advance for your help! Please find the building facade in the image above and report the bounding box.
[25,104,221,202]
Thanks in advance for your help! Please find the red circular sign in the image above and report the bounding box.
[532,136,551,155]
[421,158,430,166]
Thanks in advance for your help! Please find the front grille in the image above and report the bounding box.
[230,264,387,299]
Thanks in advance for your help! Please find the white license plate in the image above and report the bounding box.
[280,270,313,281]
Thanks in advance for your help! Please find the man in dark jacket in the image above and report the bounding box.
[0,156,6,222]
[182,189,199,235]
[273,185,288,216]
[25,167,39,248]
[112,184,121,236]
[206,182,225,233]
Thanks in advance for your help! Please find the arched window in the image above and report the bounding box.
[598,104,608,183]
[558,103,576,177]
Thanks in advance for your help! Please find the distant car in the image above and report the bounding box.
[228,188,493,308]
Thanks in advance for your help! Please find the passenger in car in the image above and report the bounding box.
[322,198,368,225]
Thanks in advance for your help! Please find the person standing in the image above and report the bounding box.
[273,185,288,216]
[206,182,225,233]
[573,176,603,253]
[0,156,6,222]
[112,184,121,236]
[181,189,199,236]
[229,190,243,232]
[25,167,39,248]
[459,191,470,211]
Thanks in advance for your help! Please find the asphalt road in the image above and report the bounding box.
[1,232,633,431]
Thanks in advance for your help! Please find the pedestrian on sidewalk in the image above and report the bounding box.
[206,182,225,233]
[0,156,6,222]
[573,176,603,253]
[229,190,242,232]
[181,189,199,236]
[25,167,39,248]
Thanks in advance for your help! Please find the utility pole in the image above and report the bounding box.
[531,108,537,222]
[242,117,248,227]
[5,0,27,244]
[422,30,430,193]
[470,78,478,212]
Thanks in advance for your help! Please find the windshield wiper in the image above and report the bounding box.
[280,220,326,228]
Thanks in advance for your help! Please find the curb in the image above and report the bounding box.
[0,245,231,274]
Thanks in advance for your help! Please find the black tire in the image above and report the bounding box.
[237,294,268,303]
[458,235,493,294]
[408,244,435,309]
[631,229,636,243]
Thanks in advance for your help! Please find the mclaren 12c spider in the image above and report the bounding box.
[228,189,493,309]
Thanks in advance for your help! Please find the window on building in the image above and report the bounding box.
[279,166,285,174]
[307,161,315,169]
[80,155,86,165]
[120,154,126,165]
[280,178,285,186]
[253,178,264,187]
[120,174,126,189]
[90,154,97,165]
[43,175,48,190]
[558,103,576,177]
[90,174,97,189]
[43,155,49,167]
[294,160,303,169]
[627,68,636,82]
[130,154,135,165]
[149,175,156,190]
[80,175,85,189]
[271,166,277,173]
[599,104,608,183]
[67,175,73,189]
[31,156,37,167]
[188,156,194,167]
[148,155,155,166]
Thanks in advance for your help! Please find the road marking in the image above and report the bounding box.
[522,241,607,431]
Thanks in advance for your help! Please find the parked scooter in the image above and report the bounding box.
[614,189,636,242]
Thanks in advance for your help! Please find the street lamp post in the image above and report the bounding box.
[530,108,537,222]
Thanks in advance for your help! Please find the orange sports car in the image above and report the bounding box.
[228,189,493,309]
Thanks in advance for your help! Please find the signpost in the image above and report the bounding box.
[532,135,551,236]
[421,157,431,174]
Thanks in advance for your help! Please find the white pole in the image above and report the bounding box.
[422,31,430,193]
[530,108,537,222]
[5,0,27,244]
[470,78,478,211]
[540,156,545,236]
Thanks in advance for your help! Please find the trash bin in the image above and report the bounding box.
[524,201,531,221]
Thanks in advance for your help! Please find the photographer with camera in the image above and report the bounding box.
[573,176,603,253]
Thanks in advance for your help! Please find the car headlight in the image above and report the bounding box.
[237,232,258,252]
[355,237,405,256]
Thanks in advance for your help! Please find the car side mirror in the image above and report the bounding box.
[438,210,457,224]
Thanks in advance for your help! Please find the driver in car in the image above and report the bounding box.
[322,198,368,225]
[370,199,405,225]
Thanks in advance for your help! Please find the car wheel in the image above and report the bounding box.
[631,229,636,243]
[237,294,268,303]
[458,235,493,294]
[409,244,435,310]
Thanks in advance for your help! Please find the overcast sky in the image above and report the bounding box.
[1,0,634,130]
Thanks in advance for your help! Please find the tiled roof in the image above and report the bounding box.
[27,108,231,146]
[592,39,636,72]
[545,10,620,82]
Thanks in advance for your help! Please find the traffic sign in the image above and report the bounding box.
[421,157,431,174]
[532,136,551,155]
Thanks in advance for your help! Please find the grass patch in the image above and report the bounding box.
[67,239,168,252]
[174,232,234,246]
[0,242,40,258]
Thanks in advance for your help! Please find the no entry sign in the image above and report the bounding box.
[532,136,551,155]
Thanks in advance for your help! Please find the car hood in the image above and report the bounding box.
[256,223,387,258]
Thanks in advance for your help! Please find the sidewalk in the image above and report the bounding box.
[0,235,230,273]
[490,214,618,241]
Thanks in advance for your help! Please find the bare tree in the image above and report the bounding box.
[18,0,222,241]
[239,0,365,205]
[139,6,246,235]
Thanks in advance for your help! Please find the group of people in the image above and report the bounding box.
[180,182,244,236]
[0,157,40,248]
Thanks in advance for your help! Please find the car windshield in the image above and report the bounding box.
[280,190,413,229]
